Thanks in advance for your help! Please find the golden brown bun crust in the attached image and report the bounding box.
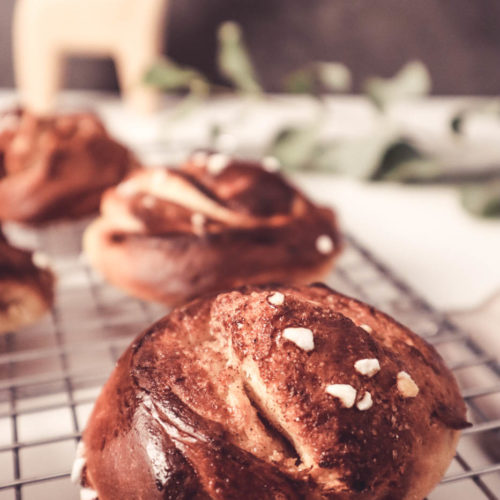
[83,153,342,305]
[0,229,54,332]
[0,109,134,225]
[80,284,469,499]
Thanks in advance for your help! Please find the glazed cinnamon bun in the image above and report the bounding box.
[76,283,469,499]
[83,152,342,305]
[0,228,54,333]
[0,109,134,224]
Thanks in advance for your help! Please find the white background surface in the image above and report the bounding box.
[298,175,500,311]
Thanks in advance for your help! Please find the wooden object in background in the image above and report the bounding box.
[13,0,169,114]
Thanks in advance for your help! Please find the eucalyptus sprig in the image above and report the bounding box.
[450,99,500,135]
[217,22,262,95]
[461,182,500,218]
[268,60,438,183]
[284,62,351,95]
[364,61,431,110]
[144,22,500,219]
[144,21,262,143]
[144,21,261,101]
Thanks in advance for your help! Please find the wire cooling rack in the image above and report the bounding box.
[0,221,499,500]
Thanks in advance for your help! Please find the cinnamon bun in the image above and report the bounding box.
[0,228,54,333]
[83,153,342,305]
[77,283,469,499]
[0,109,134,224]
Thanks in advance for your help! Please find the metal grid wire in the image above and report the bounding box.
[0,221,499,500]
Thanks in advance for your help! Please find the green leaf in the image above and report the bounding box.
[461,182,500,218]
[372,140,439,181]
[308,133,440,182]
[450,113,465,134]
[450,110,468,135]
[284,68,316,94]
[267,124,321,170]
[316,62,351,92]
[166,79,210,122]
[144,59,205,91]
[364,61,431,110]
[284,62,351,94]
[311,132,397,178]
[217,21,262,94]
[450,100,500,135]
